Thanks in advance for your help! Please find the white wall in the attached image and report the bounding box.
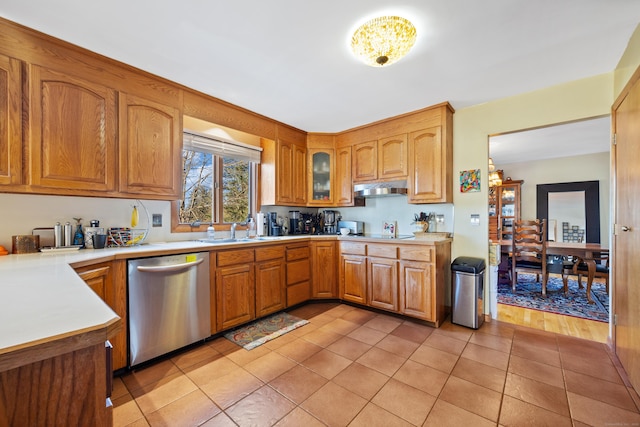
[498,151,610,247]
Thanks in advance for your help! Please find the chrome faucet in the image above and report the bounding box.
[230,223,237,240]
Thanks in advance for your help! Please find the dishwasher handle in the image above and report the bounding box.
[136,258,205,273]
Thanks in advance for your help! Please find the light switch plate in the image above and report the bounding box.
[152,214,162,227]
[470,214,480,226]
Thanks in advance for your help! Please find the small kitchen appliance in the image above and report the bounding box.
[337,220,364,236]
[288,210,302,235]
[323,210,340,234]
[267,212,281,236]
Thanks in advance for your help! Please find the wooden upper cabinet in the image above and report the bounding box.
[378,134,408,180]
[118,92,182,199]
[307,148,334,206]
[0,54,22,186]
[292,143,307,205]
[28,65,117,192]
[352,140,377,182]
[269,136,306,206]
[408,126,450,203]
[336,145,353,206]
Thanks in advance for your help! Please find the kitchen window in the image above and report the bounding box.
[176,131,261,229]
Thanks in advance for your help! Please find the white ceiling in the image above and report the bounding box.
[489,116,611,165]
[1,1,639,134]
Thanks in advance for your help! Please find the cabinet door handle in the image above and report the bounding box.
[105,340,113,403]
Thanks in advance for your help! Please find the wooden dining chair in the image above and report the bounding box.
[511,219,550,295]
[562,249,610,294]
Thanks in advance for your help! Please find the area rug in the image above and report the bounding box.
[498,273,609,323]
[224,312,309,350]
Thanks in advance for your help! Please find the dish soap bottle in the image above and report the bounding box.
[207,226,215,240]
[73,217,84,247]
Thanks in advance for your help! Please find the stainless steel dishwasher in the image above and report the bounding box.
[128,252,210,367]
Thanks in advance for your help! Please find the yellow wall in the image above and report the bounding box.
[451,73,613,263]
[615,24,640,97]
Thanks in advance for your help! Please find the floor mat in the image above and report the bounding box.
[498,273,609,323]
[224,312,309,350]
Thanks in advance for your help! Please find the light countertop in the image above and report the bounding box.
[0,234,451,365]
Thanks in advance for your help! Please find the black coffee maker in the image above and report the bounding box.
[288,210,302,235]
[267,212,281,236]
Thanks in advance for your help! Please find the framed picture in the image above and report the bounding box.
[460,169,481,193]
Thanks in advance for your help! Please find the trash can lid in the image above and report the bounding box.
[451,257,486,274]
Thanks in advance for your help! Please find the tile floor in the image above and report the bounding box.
[113,303,640,427]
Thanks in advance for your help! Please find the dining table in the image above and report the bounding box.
[494,240,607,304]
[545,241,607,304]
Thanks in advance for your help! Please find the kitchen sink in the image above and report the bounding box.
[196,236,285,244]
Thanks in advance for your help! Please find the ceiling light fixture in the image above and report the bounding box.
[351,16,417,67]
[488,158,503,187]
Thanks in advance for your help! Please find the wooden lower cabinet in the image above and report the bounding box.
[0,341,112,426]
[368,257,399,312]
[216,263,255,330]
[286,244,311,306]
[399,260,434,321]
[74,260,127,371]
[339,254,367,304]
[256,259,286,317]
[311,241,337,298]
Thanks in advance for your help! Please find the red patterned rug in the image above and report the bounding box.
[224,312,309,350]
[498,273,609,323]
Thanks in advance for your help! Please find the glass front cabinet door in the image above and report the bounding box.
[308,149,334,206]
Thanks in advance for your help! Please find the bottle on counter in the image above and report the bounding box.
[247,217,256,238]
[73,218,84,247]
[54,222,63,247]
[207,226,215,240]
[64,222,73,247]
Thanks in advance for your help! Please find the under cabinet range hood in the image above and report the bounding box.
[353,180,408,197]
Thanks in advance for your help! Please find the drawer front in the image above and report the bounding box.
[287,281,311,307]
[287,245,310,261]
[217,249,255,267]
[255,245,285,262]
[399,245,432,262]
[368,244,398,259]
[287,259,310,285]
[340,241,366,256]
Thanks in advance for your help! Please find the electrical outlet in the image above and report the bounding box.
[470,214,480,226]
[152,214,162,227]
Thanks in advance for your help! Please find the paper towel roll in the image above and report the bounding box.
[256,212,265,236]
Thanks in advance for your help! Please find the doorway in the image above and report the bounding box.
[488,117,611,341]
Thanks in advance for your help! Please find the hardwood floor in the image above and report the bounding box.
[496,303,609,343]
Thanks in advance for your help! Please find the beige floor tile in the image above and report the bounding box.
[375,334,420,358]
[504,372,569,417]
[302,348,352,379]
[112,394,145,427]
[371,378,436,425]
[433,321,474,342]
[208,337,243,355]
[144,389,220,427]
[512,329,558,353]
[112,376,129,400]
[323,303,354,318]
[476,319,516,339]
[363,314,403,333]
[326,335,372,360]
[122,359,182,393]
[510,339,561,367]
[410,343,459,374]
[461,342,510,370]
[469,330,512,353]
[200,411,237,427]
[391,322,434,343]
[300,382,367,427]
[243,351,297,383]
[268,364,327,404]
[564,369,638,411]
[200,368,263,409]
[567,391,640,426]
[393,359,449,397]
[339,307,377,325]
[226,385,296,427]
[424,398,496,427]
[423,332,467,355]
[171,344,221,371]
[224,343,272,366]
[561,353,623,384]
[499,395,572,427]
[275,337,323,362]
[262,329,298,350]
[300,327,343,347]
[274,407,325,427]
[332,362,389,400]
[508,354,565,388]
[348,325,387,345]
[349,402,414,427]
[356,346,406,376]
[183,355,240,388]
[131,372,199,415]
[438,376,502,422]
[319,317,361,335]
[450,357,507,392]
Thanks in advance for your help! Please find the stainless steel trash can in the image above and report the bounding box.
[451,257,486,329]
